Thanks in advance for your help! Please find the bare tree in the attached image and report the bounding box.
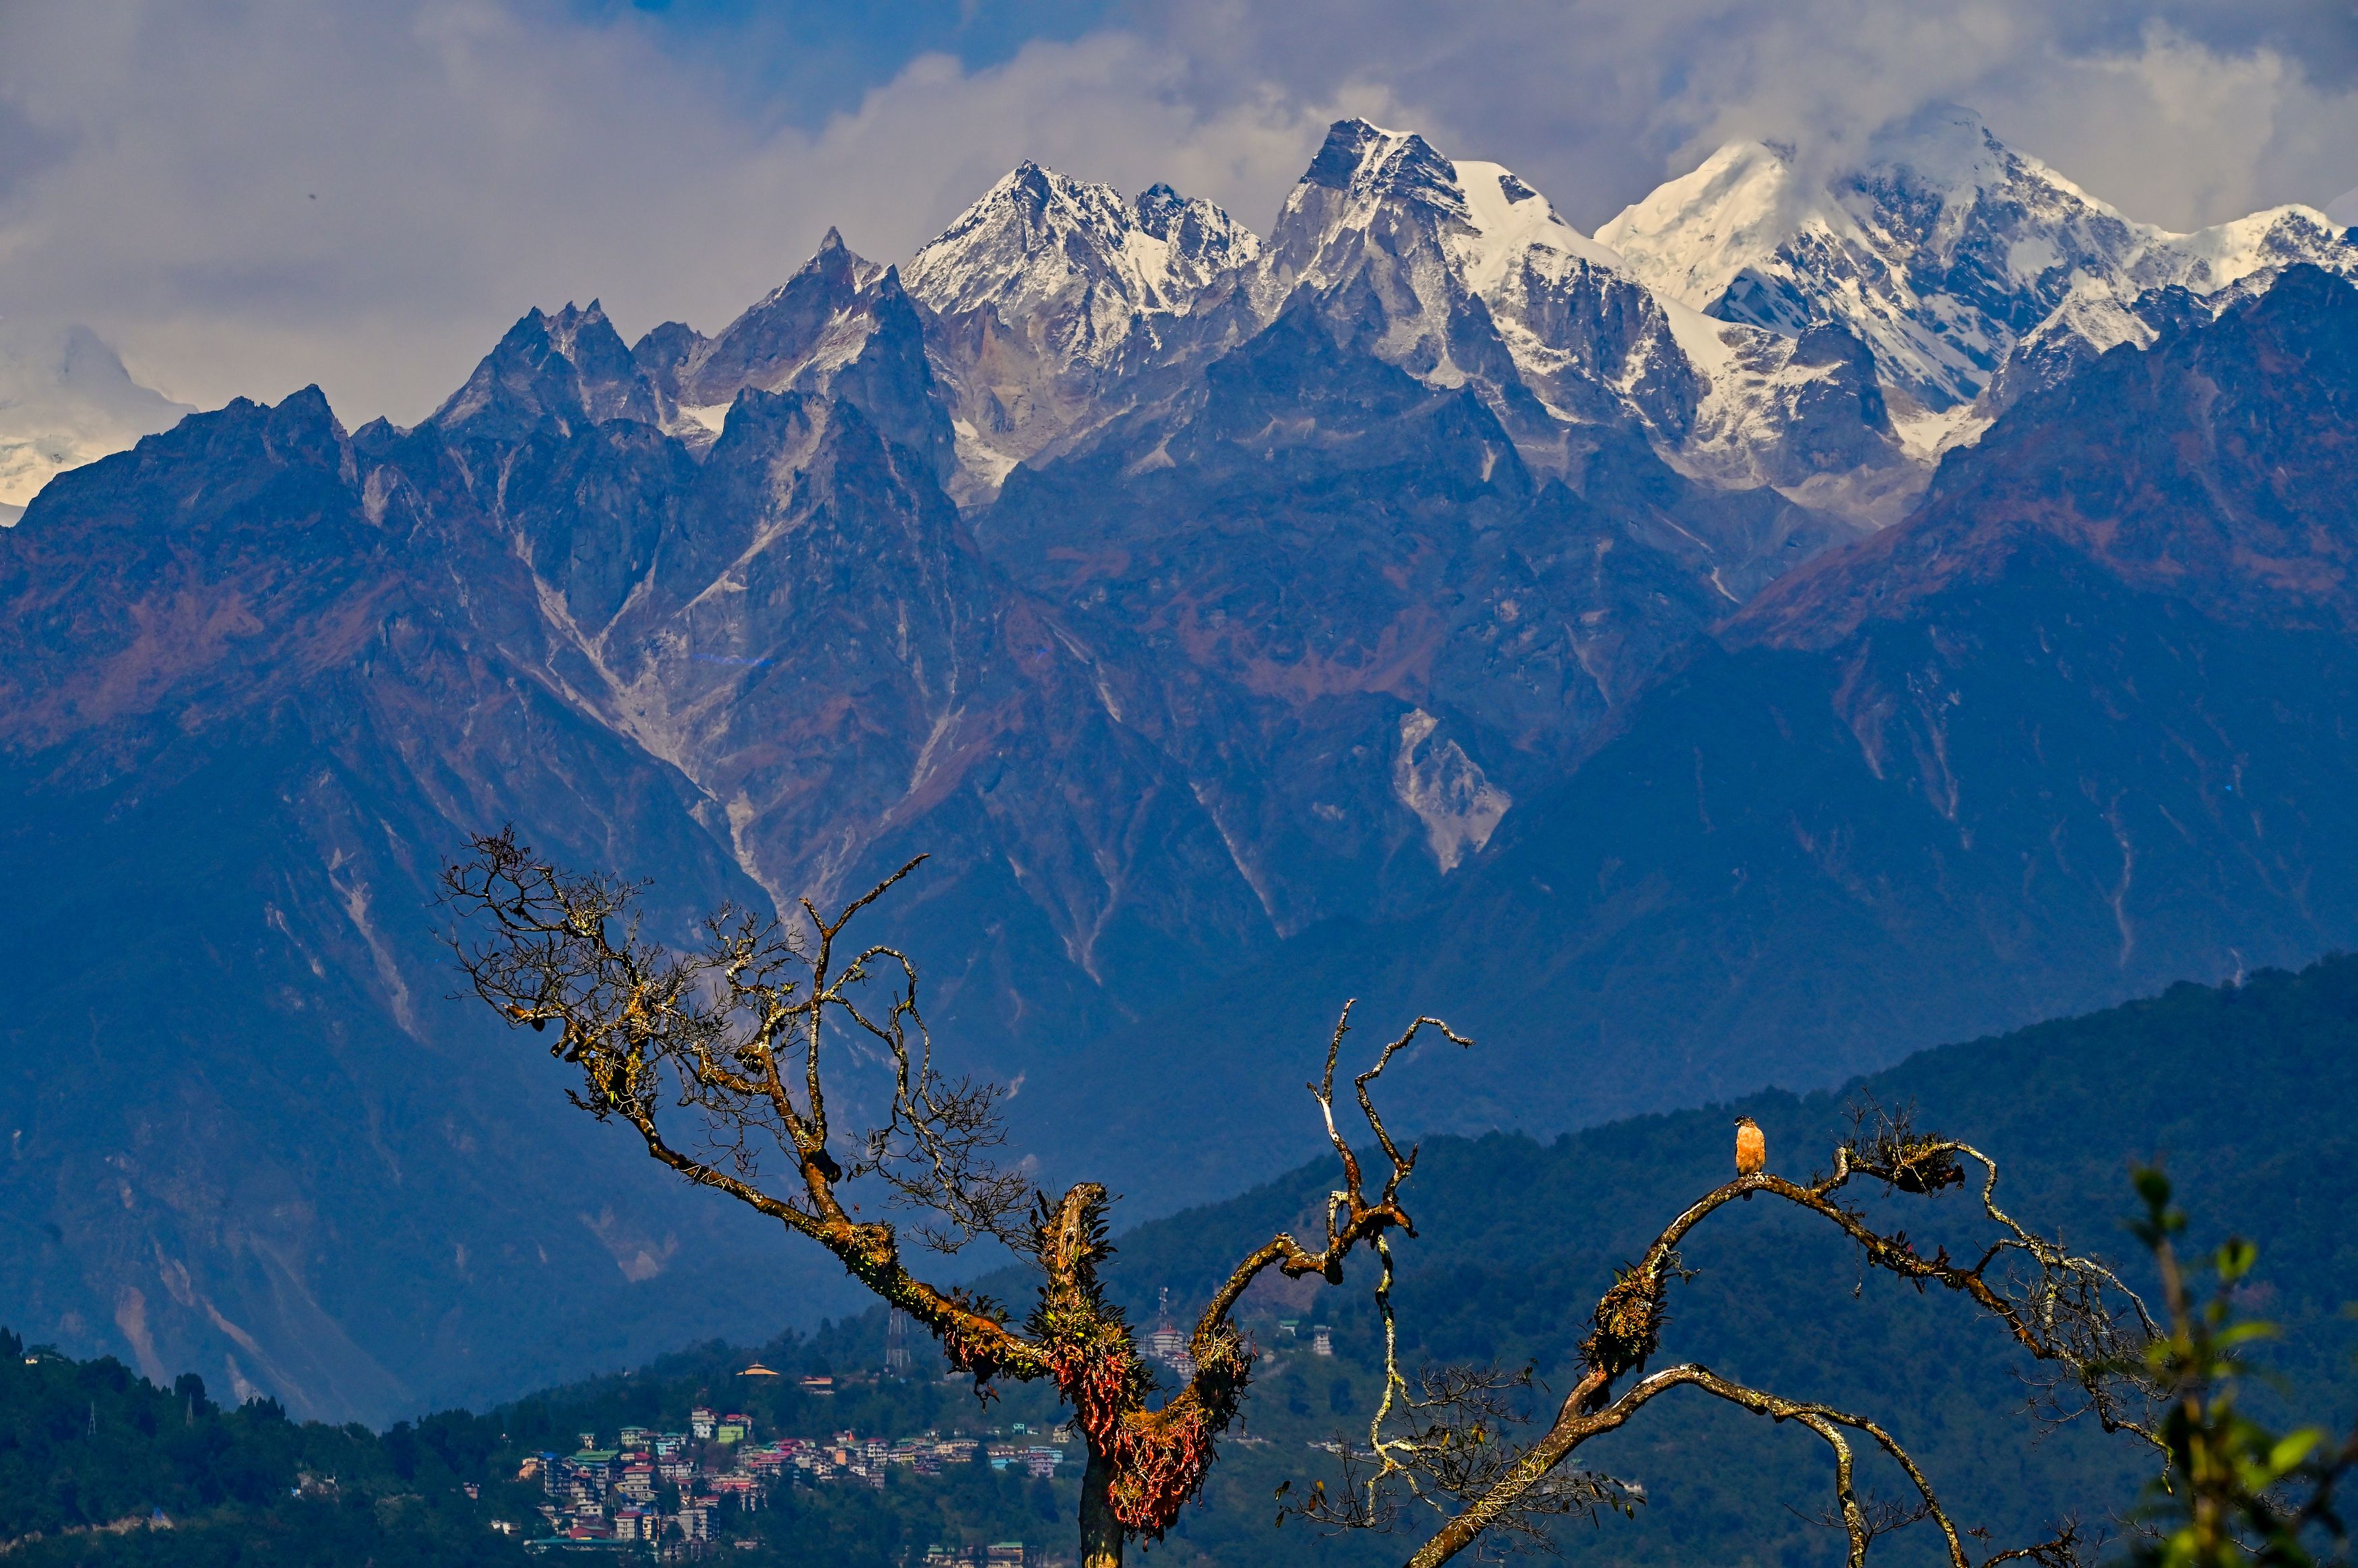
[445,831,2164,1568]
[1283,1101,2167,1567]
[441,828,1467,1568]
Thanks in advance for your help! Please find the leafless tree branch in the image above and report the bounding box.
[443,831,1469,1568]
[1268,1099,2159,1568]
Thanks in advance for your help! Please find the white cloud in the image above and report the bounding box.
[1987,23,2358,230]
[1131,0,2358,233]
[0,2,1367,422]
[0,323,192,509]
[0,0,2351,427]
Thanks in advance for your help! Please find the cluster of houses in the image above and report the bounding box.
[917,1546,1051,1567]
[505,1299,1318,1558]
[1141,1295,1336,1379]
[513,1404,1072,1553]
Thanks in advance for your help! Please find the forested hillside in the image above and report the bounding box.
[1092,951,2358,1565]
[0,1334,515,1566]
[13,955,2358,1565]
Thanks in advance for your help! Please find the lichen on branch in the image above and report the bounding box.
[441,828,1465,1567]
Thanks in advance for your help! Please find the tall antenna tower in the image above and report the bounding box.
[885,1307,912,1377]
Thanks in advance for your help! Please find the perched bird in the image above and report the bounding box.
[1734,1117,1766,1198]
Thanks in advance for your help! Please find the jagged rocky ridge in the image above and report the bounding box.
[6,110,2358,1427]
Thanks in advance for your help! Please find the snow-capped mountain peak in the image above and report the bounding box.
[903,162,1261,500]
[904,162,1258,337]
[431,298,658,436]
[776,227,885,298]
[1600,104,2358,416]
[2143,205,2353,294]
[0,323,193,521]
[1598,108,2138,409]
[1297,118,1465,214]
[1449,158,1628,284]
[1263,119,1490,291]
[616,229,947,459]
[1258,119,1620,321]
[1863,101,2067,205]
[1593,139,1822,320]
[1131,181,1253,267]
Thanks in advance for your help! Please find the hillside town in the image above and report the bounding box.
[508,1301,1331,1561]
[517,1399,1072,1559]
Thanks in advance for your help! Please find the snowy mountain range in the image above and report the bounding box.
[883,119,1910,513]
[1597,104,2357,449]
[882,106,2349,515]
[10,106,2347,526]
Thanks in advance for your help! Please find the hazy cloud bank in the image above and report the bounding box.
[0,0,2349,423]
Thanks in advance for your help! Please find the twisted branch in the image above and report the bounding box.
[441,830,1045,1385]
[1199,1004,1471,1332]
[1309,1103,2163,1567]
[443,832,1472,1565]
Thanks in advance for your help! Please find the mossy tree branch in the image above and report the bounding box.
[441,829,1463,1567]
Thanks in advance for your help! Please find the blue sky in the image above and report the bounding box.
[1,0,2351,421]
[604,0,1125,125]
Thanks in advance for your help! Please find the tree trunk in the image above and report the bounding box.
[1079,1443,1123,1568]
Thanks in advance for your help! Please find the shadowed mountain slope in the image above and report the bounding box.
[1041,266,2358,1208]
[0,392,880,1424]
[7,110,2357,1433]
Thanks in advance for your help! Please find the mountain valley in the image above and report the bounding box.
[3,110,2355,1429]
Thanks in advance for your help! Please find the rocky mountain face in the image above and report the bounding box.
[0,389,880,1425]
[1043,265,2358,1205]
[1598,104,2358,447]
[10,108,2358,1425]
[980,297,1855,936]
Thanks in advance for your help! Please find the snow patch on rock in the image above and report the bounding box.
[1393,709,1510,874]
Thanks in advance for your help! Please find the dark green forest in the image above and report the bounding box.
[13,954,2358,1566]
[1095,952,2358,1567]
[0,1320,1079,1567]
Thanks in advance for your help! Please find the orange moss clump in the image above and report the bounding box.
[1056,1327,1252,1536]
